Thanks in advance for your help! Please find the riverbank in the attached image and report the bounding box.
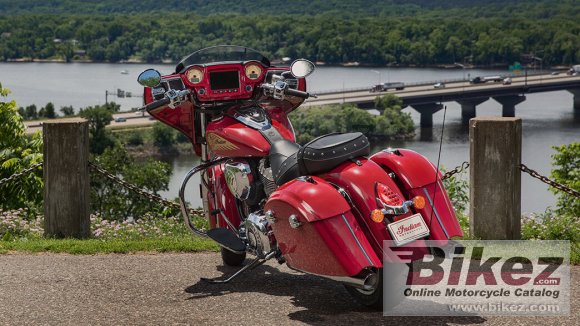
[5,57,572,71]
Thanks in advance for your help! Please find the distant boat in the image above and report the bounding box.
[120,70,129,74]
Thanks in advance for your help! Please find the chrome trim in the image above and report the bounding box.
[233,107,271,130]
[179,158,229,237]
[288,266,377,291]
[288,214,301,228]
[380,199,414,215]
[341,214,373,265]
[224,161,253,200]
[423,187,449,238]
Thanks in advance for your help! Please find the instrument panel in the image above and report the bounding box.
[182,60,267,102]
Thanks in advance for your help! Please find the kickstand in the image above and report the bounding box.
[201,251,275,284]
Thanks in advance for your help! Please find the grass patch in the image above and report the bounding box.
[0,235,218,254]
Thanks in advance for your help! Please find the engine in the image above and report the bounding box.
[239,211,276,259]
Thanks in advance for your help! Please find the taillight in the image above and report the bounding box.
[376,182,403,206]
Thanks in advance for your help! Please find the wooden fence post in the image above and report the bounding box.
[469,117,522,239]
[43,118,90,238]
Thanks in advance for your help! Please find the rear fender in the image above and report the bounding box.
[370,149,463,239]
[265,176,381,276]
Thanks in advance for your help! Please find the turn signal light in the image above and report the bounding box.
[412,196,426,209]
[371,209,384,223]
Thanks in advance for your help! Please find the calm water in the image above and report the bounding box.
[1,63,578,212]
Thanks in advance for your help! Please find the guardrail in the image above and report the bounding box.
[311,71,551,96]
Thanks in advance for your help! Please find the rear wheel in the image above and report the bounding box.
[220,247,246,266]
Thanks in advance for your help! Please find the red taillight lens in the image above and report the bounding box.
[376,182,403,206]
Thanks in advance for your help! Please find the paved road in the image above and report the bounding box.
[0,253,577,325]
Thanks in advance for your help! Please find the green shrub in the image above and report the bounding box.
[127,131,144,146]
[152,122,175,147]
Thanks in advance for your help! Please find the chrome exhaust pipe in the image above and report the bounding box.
[325,272,379,291]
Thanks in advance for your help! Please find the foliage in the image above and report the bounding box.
[60,105,75,116]
[0,209,216,254]
[0,84,43,210]
[152,122,175,147]
[0,2,578,65]
[442,169,469,214]
[549,142,579,217]
[39,102,56,119]
[90,144,176,221]
[126,131,144,146]
[79,103,116,154]
[289,97,414,143]
[521,210,579,242]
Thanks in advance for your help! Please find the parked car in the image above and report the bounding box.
[502,77,512,85]
[433,82,445,89]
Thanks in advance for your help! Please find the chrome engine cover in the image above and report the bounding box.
[241,211,274,259]
[224,161,253,200]
[258,158,276,196]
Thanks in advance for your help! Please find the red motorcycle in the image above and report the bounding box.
[137,45,462,308]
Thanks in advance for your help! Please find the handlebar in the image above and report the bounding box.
[284,87,310,99]
[144,97,171,111]
[142,89,190,112]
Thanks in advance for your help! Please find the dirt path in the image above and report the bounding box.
[0,253,577,325]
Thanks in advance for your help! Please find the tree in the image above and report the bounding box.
[60,105,75,116]
[90,144,174,220]
[152,122,175,147]
[43,102,56,119]
[79,104,115,154]
[0,83,43,211]
[25,105,37,120]
[550,142,580,217]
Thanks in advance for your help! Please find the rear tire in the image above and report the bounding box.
[220,247,246,266]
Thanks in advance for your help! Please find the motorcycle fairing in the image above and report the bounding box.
[370,149,463,239]
[265,176,381,276]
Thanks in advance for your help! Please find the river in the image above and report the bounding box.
[0,62,578,213]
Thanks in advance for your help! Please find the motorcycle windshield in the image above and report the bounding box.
[175,45,271,73]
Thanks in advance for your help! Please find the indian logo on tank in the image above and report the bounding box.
[206,133,239,151]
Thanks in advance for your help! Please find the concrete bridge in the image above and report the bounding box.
[305,73,580,127]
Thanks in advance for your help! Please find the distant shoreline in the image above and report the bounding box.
[2,58,569,71]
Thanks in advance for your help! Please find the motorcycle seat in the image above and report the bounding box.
[270,132,370,186]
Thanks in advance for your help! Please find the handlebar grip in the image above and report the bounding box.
[144,97,171,111]
[284,87,310,99]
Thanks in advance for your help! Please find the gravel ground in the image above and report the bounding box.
[0,253,577,325]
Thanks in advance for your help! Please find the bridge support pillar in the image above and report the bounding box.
[411,103,443,128]
[567,88,580,110]
[493,95,526,117]
[457,97,489,125]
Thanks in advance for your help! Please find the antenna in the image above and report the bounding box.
[429,104,447,232]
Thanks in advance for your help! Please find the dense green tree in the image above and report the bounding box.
[90,144,173,220]
[24,105,37,120]
[60,105,74,116]
[79,104,115,154]
[152,122,175,147]
[0,84,43,210]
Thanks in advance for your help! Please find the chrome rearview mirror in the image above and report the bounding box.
[137,69,162,87]
[290,59,315,78]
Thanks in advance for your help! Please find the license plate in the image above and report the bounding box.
[387,213,430,246]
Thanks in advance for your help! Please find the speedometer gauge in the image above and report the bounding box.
[245,64,262,80]
[186,67,204,84]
